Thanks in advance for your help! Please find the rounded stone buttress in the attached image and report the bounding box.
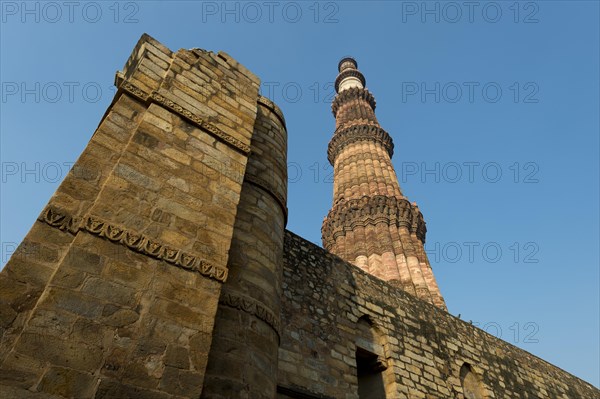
[202,96,287,399]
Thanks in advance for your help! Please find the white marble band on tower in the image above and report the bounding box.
[335,57,366,93]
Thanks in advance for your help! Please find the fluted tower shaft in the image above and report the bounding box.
[322,58,446,310]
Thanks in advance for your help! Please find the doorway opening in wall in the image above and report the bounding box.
[356,346,386,399]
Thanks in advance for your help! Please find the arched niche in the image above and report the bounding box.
[460,363,487,399]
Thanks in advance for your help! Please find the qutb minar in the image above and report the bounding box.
[322,57,446,310]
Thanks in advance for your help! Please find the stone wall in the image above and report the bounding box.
[0,34,263,398]
[278,230,599,399]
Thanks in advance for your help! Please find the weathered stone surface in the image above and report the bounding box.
[101,305,140,327]
[159,366,203,397]
[37,367,96,398]
[16,333,103,372]
[0,352,46,389]
[165,344,190,369]
[95,379,170,399]
[0,303,17,328]
[0,385,62,399]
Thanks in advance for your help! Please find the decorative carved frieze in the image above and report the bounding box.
[219,291,281,338]
[331,87,376,116]
[37,206,228,283]
[38,206,81,234]
[120,81,150,101]
[120,80,251,154]
[321,195,427,250]
[327,124,394,165]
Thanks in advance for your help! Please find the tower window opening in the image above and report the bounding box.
[355,315,388,398]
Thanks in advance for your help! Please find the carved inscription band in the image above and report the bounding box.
[219,291,281,339]
[120,81,251,154]
[38,206,228,283]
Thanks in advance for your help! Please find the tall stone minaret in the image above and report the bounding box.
[322,57,447,310]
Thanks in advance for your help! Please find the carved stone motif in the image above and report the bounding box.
[37,205,228,282]
[38,206,81,234]
[120,80,251,154]
[219,291,281,338]
[120,81,150,101]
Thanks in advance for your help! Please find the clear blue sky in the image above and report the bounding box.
[1,0,598,387]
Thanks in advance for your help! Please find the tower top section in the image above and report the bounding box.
[335,56,365,93]
[338,56,357,71]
